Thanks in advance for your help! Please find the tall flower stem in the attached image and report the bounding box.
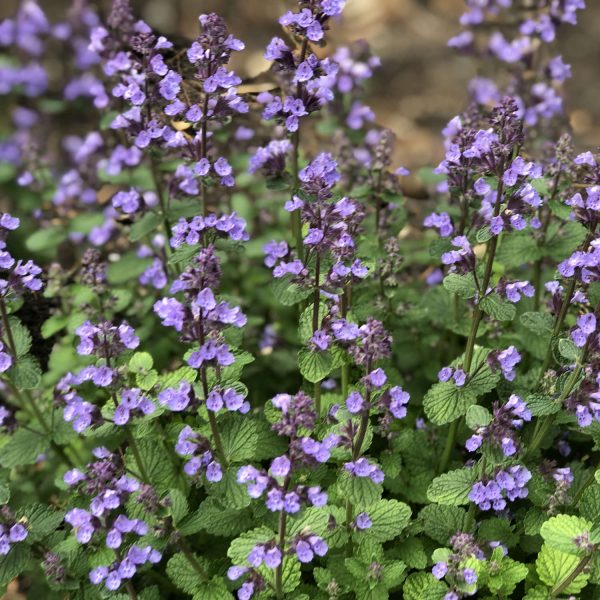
[200,367,228,468]
[345,361,372,554]
[532,171,561,310]
[312,253,322,414]
[537,230,594,382]
[438,175,506,473]
[274,475,291,599]
[200,92,210,217]
[341,284,351,400]
[289,38,309,264]
[527,350,586,457]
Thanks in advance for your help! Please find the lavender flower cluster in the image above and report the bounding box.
[1,0,600,598]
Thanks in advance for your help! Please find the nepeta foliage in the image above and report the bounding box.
[0,0,599,598]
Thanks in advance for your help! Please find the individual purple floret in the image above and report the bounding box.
[438,366,468,387]
[291,534,328,563]
[354,512,372,530]
[487,346,521,381]
[344,458,384,483]
[0,518,28,556]
[496,279,535,303]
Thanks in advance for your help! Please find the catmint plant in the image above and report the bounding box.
[1,0,600,599]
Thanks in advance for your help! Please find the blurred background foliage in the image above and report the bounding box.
[2,0,599,169]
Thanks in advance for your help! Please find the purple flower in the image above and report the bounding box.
[355,512,372,530]
[158,381,192,412]
[270,455,291,477]
[346,391,364,414]
[432,562,448,579]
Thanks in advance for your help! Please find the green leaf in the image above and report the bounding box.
[381,560,406,590]
[9,355,42,390]
[418,505,470,544]
[26,226,67,252]
[211,467,251,509]
[479,293,516,321]
[536,544,590,594]
[540,514,593,555]
[7,318,31,358]
[287,507,330,538]
[126,438,178,493]
[107,251,152,284]
[272,277,312,306]
[130,212,162,242]
[544,221,586,261]
[338,472,382,509]
[497,232,541,267]
[18,504,64,541]
[427,468,476,506]
[166,553,206,595]
[476,227,492,243]
[0,428,47,468]
[577,483,600,523]
[191,578,234,600]
[393,537,427,569]
[298,348,333,383]
[129,352,154,372]
[520,312,553,336]
[423,382,476,425]
[525,394,560,417]
[227,527,276,565]
[220,416,258,463]
[558,338,580,362]
[366,499,411,542]
[443,273,477,299]
[486,556,528,595]
[179,498,250,537]
[478,517,519,548]
[169,489,189,526]
[465,405,492,430]
[402,572,448,600]
[0,544,31,587]
[41,314,69,339]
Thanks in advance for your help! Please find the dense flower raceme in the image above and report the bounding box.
[63,447,162,592]
[4,1,600,599]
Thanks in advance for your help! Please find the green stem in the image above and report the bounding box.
[178,537,209,580]
[344,361,372,555]
[341,285,351,400]
[570,469,597,507]
[438,174,505,474]
[532,172,561,310]
[538,230,595,382]
[528,357,584,457]
[274,476,291,599]
[438,419,459,474]
[125,581,138,600]
[289,38,309,265]
[550,554,592,598]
